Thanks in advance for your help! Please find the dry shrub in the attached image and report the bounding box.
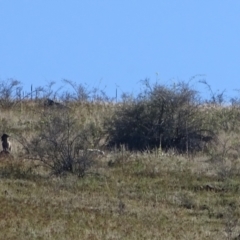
[106,81,214,153]
[19,108,104,177]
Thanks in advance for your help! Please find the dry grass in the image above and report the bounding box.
[1,101,240,239]
[0,152,240,240]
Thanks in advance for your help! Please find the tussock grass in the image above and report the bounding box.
[1,151,240,239]
[1,89,240,239]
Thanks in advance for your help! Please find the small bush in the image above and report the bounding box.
[0,79,22,109]
[21,109,99,177]
[106,81,214,152]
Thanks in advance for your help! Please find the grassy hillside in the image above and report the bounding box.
[1,146,240,239]
[1,81,240,239]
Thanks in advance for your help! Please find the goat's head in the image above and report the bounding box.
[1,134,9,142]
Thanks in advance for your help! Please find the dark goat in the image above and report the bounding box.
[44,98,68,109]
[1,134,11,152]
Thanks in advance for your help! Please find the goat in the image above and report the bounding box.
[44,98,68,109]
[1,134,11,152]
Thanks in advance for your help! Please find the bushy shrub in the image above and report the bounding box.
[0,79,22,109]
[21,108,100,176]
[106,81,214,152]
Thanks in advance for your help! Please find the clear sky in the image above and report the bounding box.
[0,1,240,101]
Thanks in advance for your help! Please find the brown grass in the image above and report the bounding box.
[0,102,240,239]
[0,152,240,239]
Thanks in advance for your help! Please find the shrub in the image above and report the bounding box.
[0,79,22,109]
[106,81,214,152]
[21,108,98,176]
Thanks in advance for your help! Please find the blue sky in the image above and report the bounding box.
[0,1,240,101]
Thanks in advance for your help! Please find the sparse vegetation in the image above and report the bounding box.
[0,78,240,239]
